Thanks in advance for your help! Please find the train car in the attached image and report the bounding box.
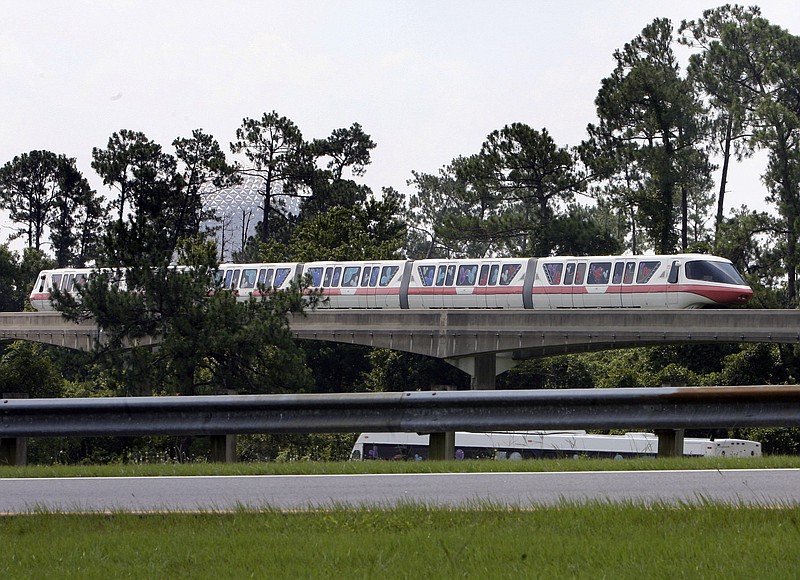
[349,431,763,461]
[29,253,752,311]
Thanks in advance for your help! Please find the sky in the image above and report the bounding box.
[3,1,800,250]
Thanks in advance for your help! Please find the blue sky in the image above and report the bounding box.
[3,1,799,248]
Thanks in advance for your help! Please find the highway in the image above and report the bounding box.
[2,469,799,513]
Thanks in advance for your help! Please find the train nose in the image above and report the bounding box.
[738,287,754,302]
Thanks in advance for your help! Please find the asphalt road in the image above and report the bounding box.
[1,469,799,513]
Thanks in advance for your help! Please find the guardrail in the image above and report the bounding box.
[3,386,798,464]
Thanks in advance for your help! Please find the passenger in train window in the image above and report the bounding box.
[360,267,372,286]
[343,267,360,287]
[563,263,575,285]
[489,264,499,285]
[500,264,521,285]
[436,266,447,286]
[332,267,342,287]
[612,263,624,284]
[308,267,323,286]
[623,262,635,284]
[479,265,490,285]
[380,266,399,286]
[445,265,456,285]
[587,262,611,284]
[544,263,562,285]
[230,270,240,289]
[369,267,380,287]
[419,266,435,286]
[240,269,257,289]
[574,263,587,284]
[636,261,661,284]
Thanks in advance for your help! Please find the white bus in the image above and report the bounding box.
[350,431,762,460]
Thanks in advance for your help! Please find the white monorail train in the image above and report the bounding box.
[30,253,752,311]
[350,431,763,461]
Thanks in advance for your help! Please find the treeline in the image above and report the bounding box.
[2,6,800,460]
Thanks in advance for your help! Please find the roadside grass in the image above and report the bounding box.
[1,455,800,478]
[2,502,800,578]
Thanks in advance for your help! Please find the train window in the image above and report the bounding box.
[264,268,274,287]
[342,266,360,287]
[636,261,661,284]
[274,268,291,287]
[51,274,62,290]
[543,263,562,285]
[230,269,241,289]
[623,262,635,284]
[563,263,576,285]
[360,267,372,287]
[612,263,624,284]
[240,269,257,289]
[668,261,680,284]
[223,270,233,289]
[479,265,490,285]
[332,267,342,287]
[500,264,521,285]
[436,266,447,286]
[380,266,399,286]
[457,265,478,286]
[489,265,499,285]
[419,265,435,286]
[685,260,746,285]
[307,267,323,287]
[445,265,456,286]
[257,269,266,285]
[65,274,76,291]
[587,262,611,285]
[574,263,587,285]
[369,267,380,287]
[323,267,333,287]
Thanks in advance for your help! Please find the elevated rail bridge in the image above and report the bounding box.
[1,309,799,388]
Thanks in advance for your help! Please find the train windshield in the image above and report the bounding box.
[685,260,746,285]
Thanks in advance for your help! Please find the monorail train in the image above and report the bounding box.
[29,253,753,311]
[350,431,763,461]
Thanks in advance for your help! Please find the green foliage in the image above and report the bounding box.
[0,341,65,398]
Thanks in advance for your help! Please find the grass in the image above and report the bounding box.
[2,454,800,478]
[2,503,800,578]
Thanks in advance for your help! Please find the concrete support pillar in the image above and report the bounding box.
[209,434,237,463]
[1,393,27,466]
[447,353,518,390]
[429,431,455,461]
[654,429,685,458]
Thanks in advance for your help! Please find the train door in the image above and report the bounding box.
[583,260,613,307]
[476,263,495,308]
[666,259,681,308]
[570,262,587,308]
[561,261,577,308]
[620,261,636,308]
[609,261,625,307]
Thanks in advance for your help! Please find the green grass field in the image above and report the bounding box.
[2,454,800,478]
[2,503,799,578]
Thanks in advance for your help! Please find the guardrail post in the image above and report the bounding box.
[1,393,28,466]
[429,385,456,460]
[209,434,237,463]
[654,429,685,458]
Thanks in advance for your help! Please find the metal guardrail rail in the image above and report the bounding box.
[2,386,800,438]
